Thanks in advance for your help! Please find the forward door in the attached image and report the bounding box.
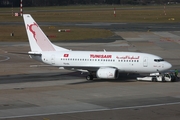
[143,57,148,67]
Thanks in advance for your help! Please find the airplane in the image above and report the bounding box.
[23,14,172,81]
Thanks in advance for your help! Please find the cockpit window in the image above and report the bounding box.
[154,59,164,62]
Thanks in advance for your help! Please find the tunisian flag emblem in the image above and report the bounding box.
[64,54,69,57]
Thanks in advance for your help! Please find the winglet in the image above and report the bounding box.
[23,14,69,52]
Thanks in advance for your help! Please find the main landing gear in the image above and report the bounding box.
[86,75,94,81]
[86,71,96,81]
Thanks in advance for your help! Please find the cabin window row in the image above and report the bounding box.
[60,58,139,62]
[61,58,115,62]
[118,60,139,62]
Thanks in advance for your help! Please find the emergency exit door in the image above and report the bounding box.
[51,55,55,64]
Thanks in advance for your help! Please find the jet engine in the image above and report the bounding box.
[96,68,119,79]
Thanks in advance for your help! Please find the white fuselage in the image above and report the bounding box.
[31,51,172,73]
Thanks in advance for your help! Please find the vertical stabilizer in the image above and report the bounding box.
[23,14,68,52]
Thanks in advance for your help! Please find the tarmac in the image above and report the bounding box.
[0,29,180,119]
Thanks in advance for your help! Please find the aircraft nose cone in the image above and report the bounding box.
[166,62,172,70]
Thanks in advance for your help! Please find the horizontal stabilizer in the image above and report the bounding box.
[28,51,42,56]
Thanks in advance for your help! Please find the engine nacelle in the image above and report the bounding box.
[96,68,119,79]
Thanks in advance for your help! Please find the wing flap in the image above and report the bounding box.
[63,66,99,72]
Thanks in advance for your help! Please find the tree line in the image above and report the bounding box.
[0,0,179,7]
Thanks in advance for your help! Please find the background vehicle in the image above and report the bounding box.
[137,72,177,82]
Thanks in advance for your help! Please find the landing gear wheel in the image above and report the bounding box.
[86,75,93,81]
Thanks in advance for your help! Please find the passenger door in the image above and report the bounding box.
[143,57,148,67]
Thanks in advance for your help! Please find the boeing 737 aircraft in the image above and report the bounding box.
[23,14,172,80]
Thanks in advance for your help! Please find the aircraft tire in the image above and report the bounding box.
[86,75,93,81]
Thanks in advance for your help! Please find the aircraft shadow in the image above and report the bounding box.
[68,73,141,85]
[0,72,83,84]
[0,72,140,84]
[1,72,178,85]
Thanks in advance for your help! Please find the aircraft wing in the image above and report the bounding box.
[62,66,118,72]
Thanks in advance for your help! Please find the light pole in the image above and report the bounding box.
[20,0,23,16]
